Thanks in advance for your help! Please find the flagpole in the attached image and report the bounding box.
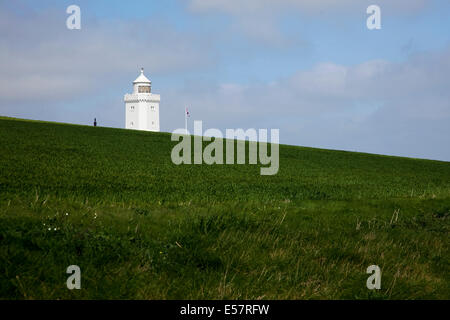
[185,107,188,135]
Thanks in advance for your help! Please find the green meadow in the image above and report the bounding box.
[0,116,449,299]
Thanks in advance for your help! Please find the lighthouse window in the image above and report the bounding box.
[138,86,151,93]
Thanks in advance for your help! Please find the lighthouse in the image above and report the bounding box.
[124,68,160,132]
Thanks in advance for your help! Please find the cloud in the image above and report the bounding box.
[188,0,428,15]
[177,46,449,118]
[187,0,429,45]
[0,4,213,103]
[162,46,450,160]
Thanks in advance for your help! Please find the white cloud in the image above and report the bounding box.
[188,0,428,15]
[187,0,429,44]
[162,46,450,160]
[0,7,213,103]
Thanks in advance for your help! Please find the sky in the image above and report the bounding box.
[0,0,449,161]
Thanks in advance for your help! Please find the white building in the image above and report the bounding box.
[124,68,160,132]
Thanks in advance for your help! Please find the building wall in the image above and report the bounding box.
[138,101,148,130]
[124,93,160,132]
[125,102,139,130]
[147,103,159,131]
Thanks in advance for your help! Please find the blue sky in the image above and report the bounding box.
[1,0,449,160]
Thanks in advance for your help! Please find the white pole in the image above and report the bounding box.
[185,107,188,135]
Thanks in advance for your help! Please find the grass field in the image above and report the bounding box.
[0,116,449,299]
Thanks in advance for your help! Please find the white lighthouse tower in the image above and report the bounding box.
[124,68,160,131]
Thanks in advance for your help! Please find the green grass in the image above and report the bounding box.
[0,116,449,299]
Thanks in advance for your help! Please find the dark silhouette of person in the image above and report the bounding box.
[94,118,97,127]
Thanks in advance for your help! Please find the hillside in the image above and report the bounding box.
[0,116,449,299]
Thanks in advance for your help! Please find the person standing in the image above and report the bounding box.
[94,118,97,127]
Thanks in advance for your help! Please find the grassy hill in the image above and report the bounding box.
[0,116,449,299]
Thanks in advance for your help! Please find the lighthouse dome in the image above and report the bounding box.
[132,68,151,93]
[133,68,151,84]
